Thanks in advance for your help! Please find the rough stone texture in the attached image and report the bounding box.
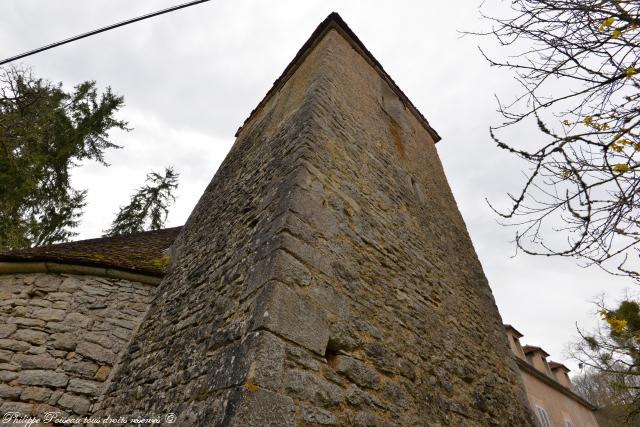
[0,273,154,417]
[97,17,534,426]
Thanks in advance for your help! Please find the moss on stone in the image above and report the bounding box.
[147,256,170,270]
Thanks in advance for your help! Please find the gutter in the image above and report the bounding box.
[0,261,162,285]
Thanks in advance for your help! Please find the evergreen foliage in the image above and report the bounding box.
[103,167,179,237]
[573,299,640,422]
[0,66,128,250]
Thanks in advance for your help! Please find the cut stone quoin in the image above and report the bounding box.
[98,12,534,426]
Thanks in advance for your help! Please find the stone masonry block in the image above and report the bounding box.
[224,387,295,427]
[251,281,329,355]
[17,370,68,387]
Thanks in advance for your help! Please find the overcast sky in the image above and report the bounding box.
[1,1,632,373]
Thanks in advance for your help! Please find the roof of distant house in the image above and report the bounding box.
[523,345,550,357]
[504,324,524,338]
[549,361,570,372]
[0,227,182,277]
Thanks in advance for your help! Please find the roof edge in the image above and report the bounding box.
[515,357,596,410]
[504,324,524,338]
[0,261,162,285]
[549,360,571,372]
[523,345,550,357]
[0,255,166,278]
[235,12,441,143]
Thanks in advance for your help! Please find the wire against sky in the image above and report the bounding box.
[0,0,211,66]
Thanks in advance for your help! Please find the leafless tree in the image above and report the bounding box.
[475,0,640,279]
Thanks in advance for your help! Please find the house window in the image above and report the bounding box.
[535,406,551,427]
[565,421,575,427]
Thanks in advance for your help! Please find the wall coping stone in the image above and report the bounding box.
[0,262,161,285]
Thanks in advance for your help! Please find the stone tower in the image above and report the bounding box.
[99,13,533,426]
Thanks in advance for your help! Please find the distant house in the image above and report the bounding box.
[505,325,599,427]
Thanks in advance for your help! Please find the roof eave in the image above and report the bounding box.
[515,356,596,410]
[0,261,162,285]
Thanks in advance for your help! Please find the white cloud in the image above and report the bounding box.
[1,0,631,374]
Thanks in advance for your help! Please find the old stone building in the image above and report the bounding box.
[0,228,180,419]
[0,13,536,426]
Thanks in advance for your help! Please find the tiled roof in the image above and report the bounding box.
[523,345,550,357]
[549,361,570,372]
[0,227,182,277]
[504,324,524,338]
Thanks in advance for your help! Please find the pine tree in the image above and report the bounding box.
[103,167,179,236]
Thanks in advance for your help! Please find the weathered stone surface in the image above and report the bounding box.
[302,405,338,425]
[83,331,117,350]
[0,324,17,339]
[287,345,321,371]
[94,14,533,426]
[0,362,19,371]
[58,392,91,415]
[0,370,18,381]
[14,353,58,370]
[51,333,77,350]
[251,282,330,355]
[33,308,66,322]
[20,386,52,402]
[49,389,63,405]
[224,388,296,427]
[0,350,13,363]
[17,370,68,387]
[284,370,343,407]
[0,273,154,419]
[59,277,82,292]
[0,383,22,398]
[12,329,48,345]
[0,339,29,352]
[63,360,99,378]
[334,356,380,390]
[354,410,383,427]
[0,400,33,416]
[94,365,111,382]
[63,313,92,329]
[67,378,101,395]
[8,317,45,327]
[33,275,60,292]
[33,402,64,418]
[26,346,47,355]
[76,341,116,364]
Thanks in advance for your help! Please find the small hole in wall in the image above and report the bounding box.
[247,216,259,228]
[324,344,338,367]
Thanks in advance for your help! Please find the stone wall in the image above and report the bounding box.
[100,22,534,426]
[0,273,154,418]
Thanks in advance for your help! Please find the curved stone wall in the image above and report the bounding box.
[0,273,154,418]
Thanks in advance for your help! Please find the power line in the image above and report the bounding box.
[0,0,211,66]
